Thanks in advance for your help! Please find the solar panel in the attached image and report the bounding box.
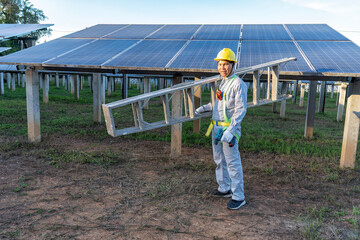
[0,38,93,64]
[63,24,128,38]
[45,39,139,66]
[239,41,312,72]
[0,24,53,39]
[298,41,360,73]
[104,25,163,39]
[0,47,10,53]
[104,40,186,68]
[193,25,241,40]
[147,25,200,39]
[286,24,349,41]
[242,24,291,40]
[169,40,239,70]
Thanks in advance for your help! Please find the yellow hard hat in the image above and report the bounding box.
[214,48,237,63]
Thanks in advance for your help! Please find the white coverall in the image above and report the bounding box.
[201,73,248,201]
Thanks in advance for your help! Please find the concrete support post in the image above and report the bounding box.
[299,83,306,107]
[43,74,49,103]
[171,75,183,158]
[280,82,288,118]
[140,78,144,94]
[340,81,360,169]
[318,81,326,113]
[40,74,44,89]
[26,68,41,142]
[267,67,271,100]
[331,85,334,99]
[101,76,106,104]
[253,70,260,105]
[159,77,165,89]
[93,73,102,123]
[17,73,20,86]
[143,77,150,109]
[107,76,113,97]
[7,73,11,89]
[62,75,65,87]
[80,75,84,90]
[337,83,347,122]
[56,73,59,88]
[122,74,128,99]
[292,80,298,104]
[12,73,16,91]
[193,77,201,133]
[22,74,25,88]
[304,80,317,138]
[272,65,279,112]
[0,72,4,95]
[74,75,80,100]
[70,75,75,94]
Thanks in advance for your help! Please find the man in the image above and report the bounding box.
[195,48,248,210]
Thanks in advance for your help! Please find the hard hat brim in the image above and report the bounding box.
[214,58,237,63]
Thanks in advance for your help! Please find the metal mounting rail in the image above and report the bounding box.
[102,57,296,137]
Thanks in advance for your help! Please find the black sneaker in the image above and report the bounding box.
[227,199,246,210]
[210,189,232,198]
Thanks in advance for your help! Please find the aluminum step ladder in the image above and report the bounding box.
[102,57,296,137]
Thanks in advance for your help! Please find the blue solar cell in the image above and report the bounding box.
[46,39,139,66]
[298,41,360,73]
[169,40,239,70]
[104,25,163,39]
[242,24,291,40]
[104,40,186,68]
[0,38,93,64]
[286,24,349,41]
[147,25,201,39]
[194,25,241,40]
[64,24,128,38]
[239,41,312,72]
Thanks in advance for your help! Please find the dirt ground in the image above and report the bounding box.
[1,135,359,240]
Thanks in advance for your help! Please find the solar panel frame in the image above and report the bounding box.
[239,40,313,72]
[286,24,349,41]
[63,24,129,39]
[193,25,241,40]
[298,41,360,73]
[0,38,93,65]
[242,24,291,40]
[104,40,187,68]
[103,24,164,39]
[146,24,201,40]
[45,39,139,67]
[169,40,239,70]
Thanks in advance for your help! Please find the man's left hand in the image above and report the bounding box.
[221,130,233,143]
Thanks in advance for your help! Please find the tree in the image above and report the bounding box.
[0,0,51,52]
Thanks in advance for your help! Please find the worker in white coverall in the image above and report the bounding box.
[195,48,248,210]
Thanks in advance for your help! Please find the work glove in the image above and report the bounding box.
[195,106,205,115]
[221,130,234,143]
[195,104,212,115]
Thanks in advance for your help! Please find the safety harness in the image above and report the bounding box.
[205,74,240,142]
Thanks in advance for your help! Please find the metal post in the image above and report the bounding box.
[318,81,326,113]
[193,77,201,133]
[0,72,4,95]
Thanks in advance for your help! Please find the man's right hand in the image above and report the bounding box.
[195,106,204,115]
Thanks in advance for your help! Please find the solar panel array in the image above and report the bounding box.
[0,24,359,75]
[0,24,53,40]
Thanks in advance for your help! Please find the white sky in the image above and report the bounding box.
[31,0,360,46]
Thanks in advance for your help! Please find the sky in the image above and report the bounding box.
[30,0,360,46]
